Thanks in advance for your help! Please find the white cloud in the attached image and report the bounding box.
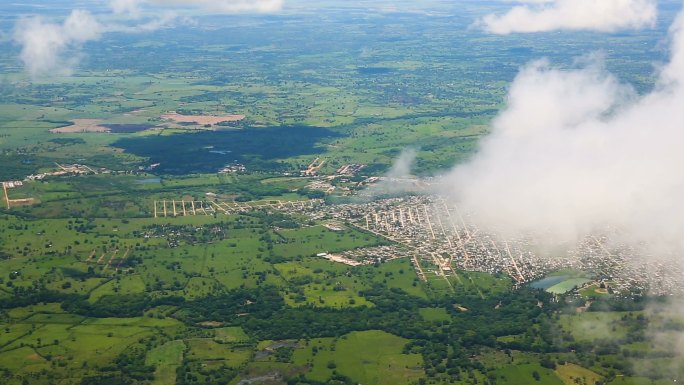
[443,10,684,254]
[13,10,103,77]
[12,8,179,77]
[109,0,143,16]
[478,0,658,34]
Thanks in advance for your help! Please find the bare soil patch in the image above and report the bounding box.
[50,119,109,133]
[199,321,224,327]
[161,112,246,126]
[50,120,155,133]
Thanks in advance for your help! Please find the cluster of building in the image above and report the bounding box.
[303,163,369,194]
[568,237,683,296]
[2,181,23,189]
[2,180,33,209]
[335,164,365,176]
[307,179,336,193]
[301,158,326,176]
[219,163,246,174]
[26,163,99,181]
[151,167,683,296]
[138,163,161,172]
[286,195,683,295]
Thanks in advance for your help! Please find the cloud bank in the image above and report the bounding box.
[444,9,684,253]
[478,0,658,34]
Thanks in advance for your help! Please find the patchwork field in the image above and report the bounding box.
[0,1,680,384]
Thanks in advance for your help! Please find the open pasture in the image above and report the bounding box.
[494,363,564,385]
[547,278,592,294]
[555,363,602,385]
[146,340,186,385]
[291,330,424,385]
[0,313,183,380]
[558,312,638,343]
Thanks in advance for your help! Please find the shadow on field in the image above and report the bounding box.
[113,125,340,174]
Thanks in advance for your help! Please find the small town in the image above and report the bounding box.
[151,187,683,296]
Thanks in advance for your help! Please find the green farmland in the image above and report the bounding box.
[1,0,683,385]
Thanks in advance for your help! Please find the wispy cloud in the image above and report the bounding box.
[477,0,657,34]
[360,148,419,200]
[109,0,143,17]
[13,10,104,77]
[12,9,181,77]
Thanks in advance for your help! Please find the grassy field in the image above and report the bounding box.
[555,363,602,385]
[419,307,451,322]
[558,312,635,342]
[291,330,424,385]
[494,363,564,385]
[186,338,252,366]
[547,278,592,294]
[146,340,186,385]
[0,312,183,380]
[370,258,429,299]
[214,327,250,343]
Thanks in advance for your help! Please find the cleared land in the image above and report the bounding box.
[49,119,109,133]
[161,111,246,126]
[555,363,602,385]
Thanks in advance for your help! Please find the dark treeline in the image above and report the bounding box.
[0,288,82,310]
[0,287,184,319]
[63,294,185,318]
[2,280,657,384]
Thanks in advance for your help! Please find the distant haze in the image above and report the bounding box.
[10,0,284,77]
[149,0,283,13]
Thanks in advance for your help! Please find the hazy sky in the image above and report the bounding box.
[7,0,676,77]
